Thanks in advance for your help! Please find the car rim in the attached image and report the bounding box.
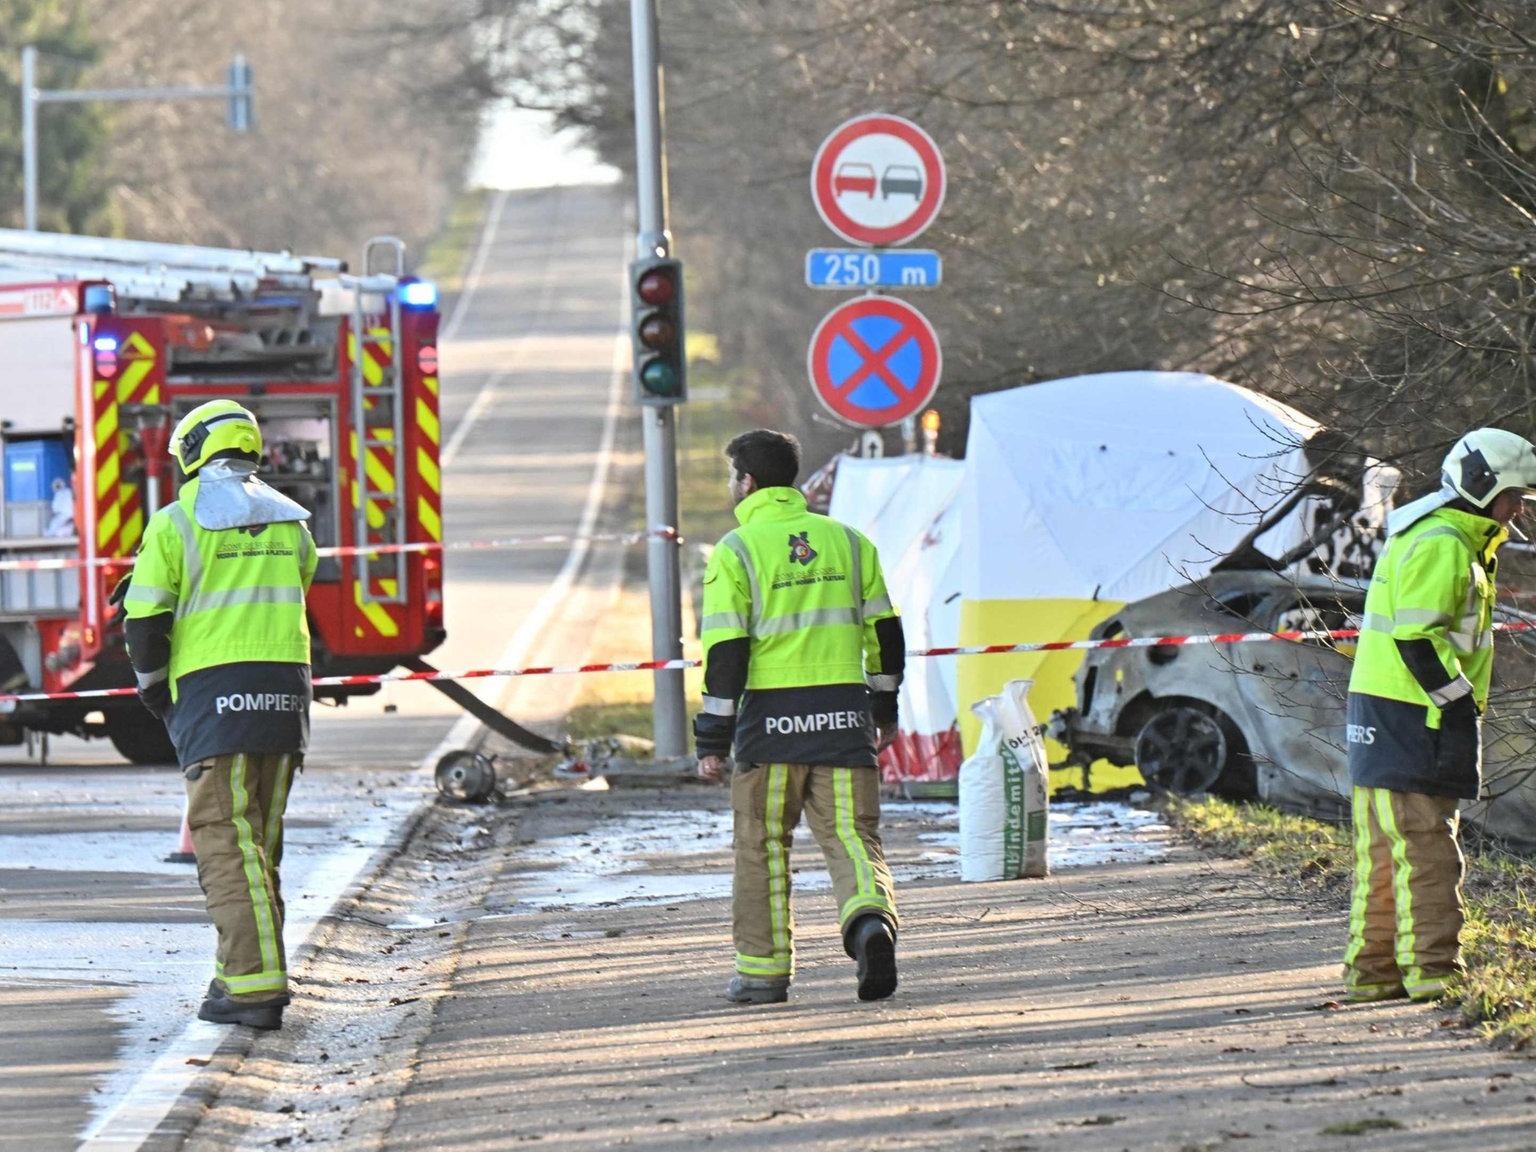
[1134,708,1227,795]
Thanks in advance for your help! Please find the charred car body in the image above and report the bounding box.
[1051,569,1536,847]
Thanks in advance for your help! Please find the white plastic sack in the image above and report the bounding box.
[958,678,1049,880]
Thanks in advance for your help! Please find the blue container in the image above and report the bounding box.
[4,438,73,503]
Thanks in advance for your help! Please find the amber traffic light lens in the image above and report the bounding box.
[639,315,677,351]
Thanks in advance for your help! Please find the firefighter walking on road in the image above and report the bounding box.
[123,400,317,1030]
[1343,427,1536,1003]
[694,430,905,1005]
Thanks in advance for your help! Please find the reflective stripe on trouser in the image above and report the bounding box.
[186,752,295,999]
[730,763,897,979]
[1343,786,1464,1000]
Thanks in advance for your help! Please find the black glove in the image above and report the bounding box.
[107,573,133,625]
[1434,694,1481,776]
[870,690,899,728]
[138,680,172,720]
[693,712,735,759]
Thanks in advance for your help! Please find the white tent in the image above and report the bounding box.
[957,371,1329,781]
[828,455,965,782]
[961,371,1321,604]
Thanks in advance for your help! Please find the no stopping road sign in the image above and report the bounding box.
[807,296,941,428]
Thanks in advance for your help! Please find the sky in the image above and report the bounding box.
[470,102,621,190]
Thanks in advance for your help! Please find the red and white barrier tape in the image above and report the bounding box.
[0,625,1360,704]
[0,528,680,573]
[7,621,1528,706]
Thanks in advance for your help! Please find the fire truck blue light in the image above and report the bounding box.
[399,280,438,309]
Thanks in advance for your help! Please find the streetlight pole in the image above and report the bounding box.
[19,47,253,232]
[630,0,687,760]
[21,46,38,234]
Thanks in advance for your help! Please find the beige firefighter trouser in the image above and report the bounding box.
[186,752,296,1001]
[1343,786,1464,1002]
[731,763,897,980]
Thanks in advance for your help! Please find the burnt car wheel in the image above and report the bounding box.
[1134,706,1227,795]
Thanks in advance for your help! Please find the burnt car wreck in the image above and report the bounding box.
[1050,569,1536,847]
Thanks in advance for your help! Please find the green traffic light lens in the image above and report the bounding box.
[641,360,681,396]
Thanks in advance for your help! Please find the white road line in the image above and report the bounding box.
[440,368,504,469]
[439,188,509,345]
[424,269,630,768]
[437,189,564,470]
[77,795,419,1149]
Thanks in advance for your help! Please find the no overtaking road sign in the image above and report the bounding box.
[811,114,946,247]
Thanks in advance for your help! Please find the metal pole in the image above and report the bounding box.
[22,46,38,232]
[631,2,668,260]
[631,0,686,759]
[20,48,251,234]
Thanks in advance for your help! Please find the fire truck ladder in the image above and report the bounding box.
[344,237,410,607]
[0,227,344,303]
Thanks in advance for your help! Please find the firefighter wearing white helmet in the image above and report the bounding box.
[122,398,317,1031]
[1343,427,1536,1004]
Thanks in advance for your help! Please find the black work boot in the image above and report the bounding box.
[846,915,898,1002]
[198,980,286,1030]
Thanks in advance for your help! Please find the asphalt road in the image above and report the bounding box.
[0,183,633,1151]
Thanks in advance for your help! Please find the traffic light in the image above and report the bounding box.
[631,256,686,405]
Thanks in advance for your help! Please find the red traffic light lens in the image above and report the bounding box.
[638,315,677,351]
[636,269,676,306]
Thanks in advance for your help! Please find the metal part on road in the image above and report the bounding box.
[403,656,565,756]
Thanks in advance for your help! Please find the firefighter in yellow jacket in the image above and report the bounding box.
[695,430,905,1005]
[124,400,316,1030]
[1344,427,1536,1003]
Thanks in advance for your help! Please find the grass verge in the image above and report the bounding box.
[414,188,493,297]
[1168,795,1536,1051]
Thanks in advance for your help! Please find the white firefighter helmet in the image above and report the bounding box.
[1388,426,1536,535]
[1441,427,1536,509]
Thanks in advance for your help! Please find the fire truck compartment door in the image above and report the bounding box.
[5,316,76,432]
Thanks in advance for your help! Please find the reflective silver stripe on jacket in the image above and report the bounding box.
[123,584,176,612]
[720,534,760,632]
[135,666,169,688]
[1427,675,1474,709]
[754,606,862,636]
[701,695,737,716]
[1394,607,1451,629]
[866,673,900,692]
[1361,612,1395,635]
[700,611,748,633]
[166,503,203,619]
[843,526,863,627]
[180,585,307,615]
[1450,560,1485,651]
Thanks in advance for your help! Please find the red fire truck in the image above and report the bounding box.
[0,229,445,763]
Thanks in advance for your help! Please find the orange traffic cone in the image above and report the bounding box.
[165,803,196,864]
